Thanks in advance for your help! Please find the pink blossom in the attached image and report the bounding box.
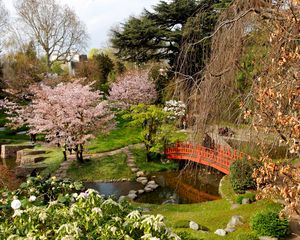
[109,70,157,109]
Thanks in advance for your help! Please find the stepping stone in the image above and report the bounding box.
[136,177,147,183]
[128,163,137,167]
[127,193,137,200]
[144,187,153,192]
[131,168,139,172]
[141,180,148,185]
[128,190,137,195]
[136,171,145,177]
[137,190,144,194]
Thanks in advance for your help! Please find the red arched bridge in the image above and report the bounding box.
[164,142,244,174]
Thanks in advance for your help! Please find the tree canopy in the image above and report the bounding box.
[111,0,232,69]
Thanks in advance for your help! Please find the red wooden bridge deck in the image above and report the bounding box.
[164,142,244,174]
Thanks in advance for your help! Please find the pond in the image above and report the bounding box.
[85,167,222,204]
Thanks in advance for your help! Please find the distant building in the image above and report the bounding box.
[49,51,87,76]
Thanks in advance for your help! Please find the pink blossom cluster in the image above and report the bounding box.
[109,70,157,109]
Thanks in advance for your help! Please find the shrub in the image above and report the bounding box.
[236,192,256,204]
[250,211,290,238]
[0,176,180,239]
[230,157,259,193]
[236,233,258,240]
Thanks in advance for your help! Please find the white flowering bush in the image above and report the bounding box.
[0,176,180,239]
[163,100,186,121]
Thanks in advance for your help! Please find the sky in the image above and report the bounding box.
[3,0,161,51]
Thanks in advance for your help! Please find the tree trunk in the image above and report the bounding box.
[75,145,84,163]
[63,145,67,161]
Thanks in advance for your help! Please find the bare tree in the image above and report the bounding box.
[0,0,9,52]
[15,0,88,71]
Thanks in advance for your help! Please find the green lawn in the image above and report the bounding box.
[37,147,65,176]
[130,146,178,173]
[136,199,281,239]
[67,153,134,181]
[86,116,141,153]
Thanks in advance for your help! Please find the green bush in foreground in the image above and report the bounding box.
[250,211,290,238]
[0,176,180,239]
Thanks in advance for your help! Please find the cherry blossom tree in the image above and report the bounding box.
[2,80,114,162]
[109,70,157,109]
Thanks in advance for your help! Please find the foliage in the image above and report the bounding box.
[109,70,157,109]
[93,53,114,90]
[111,0,200,65]
[250,210,290,238]
[249,2,300,219]
[130,147,178,173]
[67,153,134,181]
[230,158,259,194]
[124,104,186,161]
[2,80,114,162]
[3,41,46,96]
[0,176,180,239]
[235,233,258,240]
[236,192,256,204]
[253,161,300,217]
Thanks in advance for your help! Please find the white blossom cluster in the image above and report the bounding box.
[163,100,186,120]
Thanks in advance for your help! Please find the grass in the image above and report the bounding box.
[67,153,134,181]
[38,147,65,176]
[219,175,237,203]
[130,146,178,173]
[135,199,282,239]
[86,116,141,153]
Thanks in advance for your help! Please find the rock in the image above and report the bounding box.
[189,221,199,231]
[131,168,139,172]
[144,187,153,192]
[242,198,250,204]
[214,229,227,236]
[146,183,159,190]
[224,227,236,233]
[127,193,137,200]
[136,171,145,177]
[231,204,240,209]
[128,163,137,168]
[141,180,148,185]
[137,189,144,194]
[142,208,150,212]
[118,196,126,202]
[136,177,147,183]
[128,190,137,195]
[148,180,156,185]
[259,237,278,240]
[162,199,176,204]
[226,215,244,229]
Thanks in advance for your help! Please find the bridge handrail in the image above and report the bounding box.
[164,142,244,175]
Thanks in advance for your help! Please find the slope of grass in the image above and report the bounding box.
[130,146,178,173]
[67,153,134,181]
[135,199,281,239]
[86,116,141,153]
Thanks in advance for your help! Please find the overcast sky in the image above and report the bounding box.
[3,0,161,51]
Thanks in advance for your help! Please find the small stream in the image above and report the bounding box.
[86,168,223,204]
